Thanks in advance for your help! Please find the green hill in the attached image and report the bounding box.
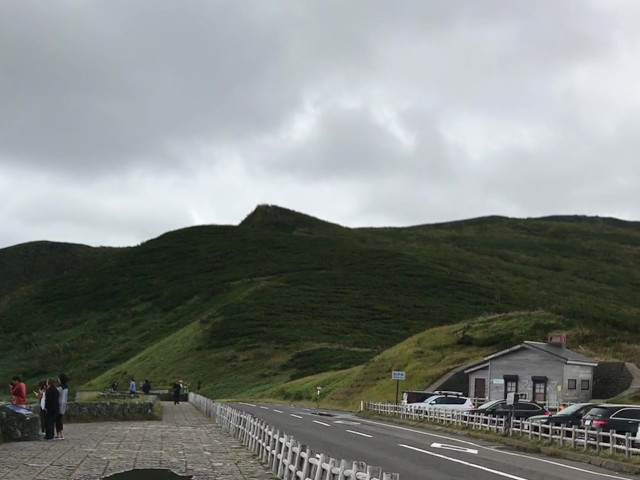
[0,205,639,408]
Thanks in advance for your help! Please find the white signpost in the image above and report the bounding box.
[392,370,406,404]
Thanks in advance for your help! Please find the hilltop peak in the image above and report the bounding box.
[239,204,345,233]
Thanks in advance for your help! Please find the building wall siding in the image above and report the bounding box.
[488,348,564,404]
[562,364,594,403]
[468,369,489,401]
[467,346,595,406]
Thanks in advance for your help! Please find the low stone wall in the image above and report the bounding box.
[76,389,187,403]
[23,399,159,424]
[0,403,41,442]
[2,399,159,442]
[593,362,633,399]
[64,399,158,422]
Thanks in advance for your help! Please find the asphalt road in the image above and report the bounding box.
[229,401,635,480]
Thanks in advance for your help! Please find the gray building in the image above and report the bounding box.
[464,334,598,407]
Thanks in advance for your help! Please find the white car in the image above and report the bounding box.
[408,394,475,414]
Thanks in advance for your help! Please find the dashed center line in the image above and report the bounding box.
[273,409,283,413]
[346,430,372,438]
[290,414,303,419]
[313,420,331,427]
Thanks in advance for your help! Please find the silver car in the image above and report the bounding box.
[409,394,475,414]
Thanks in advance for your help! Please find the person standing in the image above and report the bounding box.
[34,380,47,435]
[129,377,136,395]
[56,373,69,440]
[172,380,181,405]
[9,375,26,407]
[43,378,60,440]
[142,379,151,394]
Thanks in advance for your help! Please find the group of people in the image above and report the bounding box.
[9,374,69,440]
[126,378,151,395]
[8,373,201,440]
[109,376,199,404]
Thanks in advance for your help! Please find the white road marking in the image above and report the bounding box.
[400,444,529,480]
[334,420,361,425]
[313,420,331,427]
[238,402,256,407]
[291,414,303,419]
[347,430,372,438]
[431,443,478,454]
[259,406,269,409]
[273,409,283,413]
[360,418,486,447]
[361,419,634,480]
[484,447,635,480]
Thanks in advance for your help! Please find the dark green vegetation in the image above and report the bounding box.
[1,205,639,409]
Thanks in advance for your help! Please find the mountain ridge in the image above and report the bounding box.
[1,205,639,407]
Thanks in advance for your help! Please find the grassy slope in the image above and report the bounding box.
[94,309,596,411]
[261,311,609,410]
[1,206,639,405]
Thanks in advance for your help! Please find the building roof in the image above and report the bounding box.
[521,341,597,366]
[464,341,598,374]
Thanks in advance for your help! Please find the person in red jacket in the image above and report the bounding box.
[9,375,26,407]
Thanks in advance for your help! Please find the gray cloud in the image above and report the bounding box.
[1,1,639,248]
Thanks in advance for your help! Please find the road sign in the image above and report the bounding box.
[391,370,406,380]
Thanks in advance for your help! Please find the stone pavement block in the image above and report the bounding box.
[0,402,277,480]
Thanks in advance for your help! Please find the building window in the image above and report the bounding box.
[532,376,547,402]
[568,379,577,390]
[503,375,518,399]
[581,379,590,390]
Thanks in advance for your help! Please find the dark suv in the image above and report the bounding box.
[529,402,599,428]
[465,399,550,419]
[581,404,640,434]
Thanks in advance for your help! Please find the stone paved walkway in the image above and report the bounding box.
[0,402,277,480]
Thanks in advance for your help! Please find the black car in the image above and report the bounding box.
[465,399,550,419]
[528,402,599,428]
[581,404,640,434]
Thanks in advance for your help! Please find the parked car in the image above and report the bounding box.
[401,390,439,405]
[465,399,550,419]
[581,404,640,435]
[527,403,599,430]
[408,393,474,414]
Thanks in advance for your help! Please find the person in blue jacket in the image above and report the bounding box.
[129,377,136,395]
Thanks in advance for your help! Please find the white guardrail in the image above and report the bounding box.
[363,401,640,458]
[189,393,399,480]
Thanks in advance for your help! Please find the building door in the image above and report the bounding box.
[533,380,546,402]
[503,375,518,399]
[474,378,486,401]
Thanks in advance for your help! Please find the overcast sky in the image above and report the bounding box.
[2,1,639,249]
